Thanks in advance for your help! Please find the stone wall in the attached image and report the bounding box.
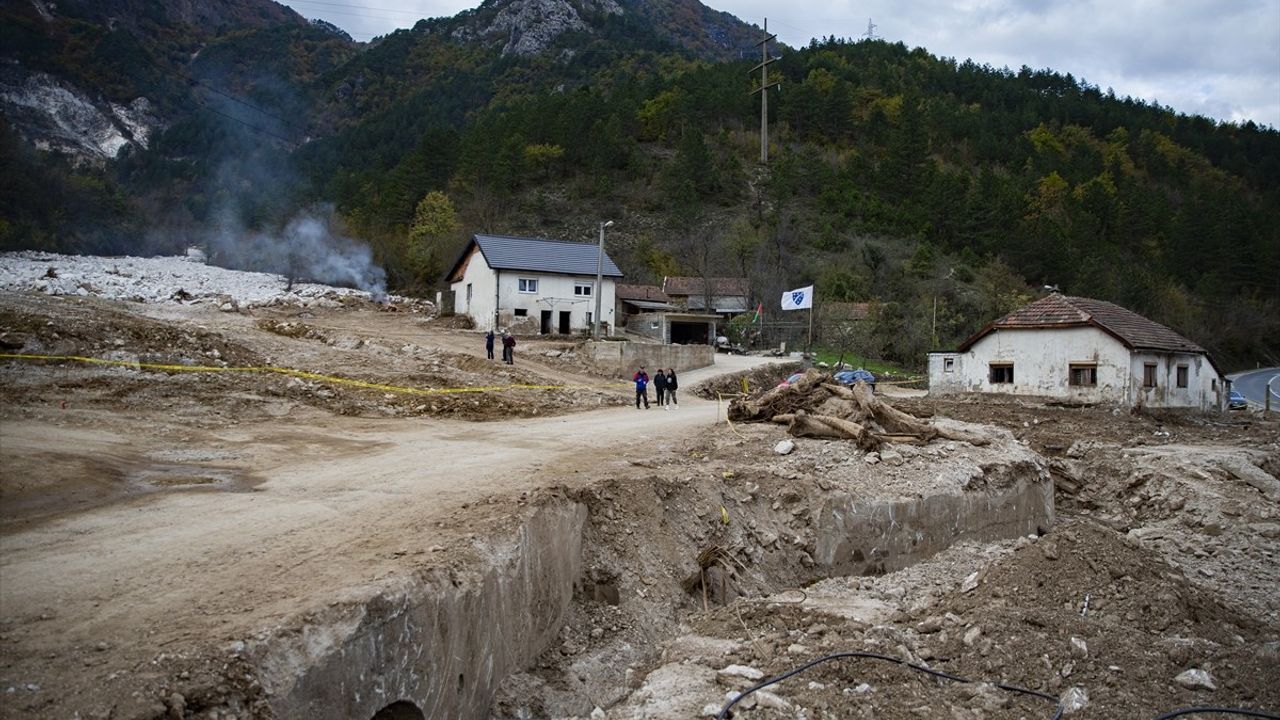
[583,340,715,378]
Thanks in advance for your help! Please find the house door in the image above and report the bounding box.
[540,310,552,335]
[558,311,571,335]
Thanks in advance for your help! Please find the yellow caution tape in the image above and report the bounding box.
[0,352,628,397]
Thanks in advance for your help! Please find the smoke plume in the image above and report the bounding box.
[207,204,387,297]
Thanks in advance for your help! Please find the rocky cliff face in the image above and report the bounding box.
[486,0,621,56]
[468,0,757,59]
[0,69,160,163]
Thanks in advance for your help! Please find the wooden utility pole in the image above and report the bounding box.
[751,19,780,164]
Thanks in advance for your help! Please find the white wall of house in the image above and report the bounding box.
[1128,351,1220,410]
[928,326,1220,410]
[451,253,617,334]
[929,327,1131,402]
[450,246,499,329]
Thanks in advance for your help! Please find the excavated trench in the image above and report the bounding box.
[238,434,1053,720]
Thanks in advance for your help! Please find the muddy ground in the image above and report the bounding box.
[1,288,1278,719]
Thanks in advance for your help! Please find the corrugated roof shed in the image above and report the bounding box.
[662,276,749,297]
[445,234,623,281]
[959,294,1207,355]
[617,284,670,302]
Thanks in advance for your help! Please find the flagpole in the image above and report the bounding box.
[807,292,814,351]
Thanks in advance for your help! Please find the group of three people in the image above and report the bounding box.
[632,366,679,410]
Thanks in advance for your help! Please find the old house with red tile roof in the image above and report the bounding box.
[928,294,1224,410]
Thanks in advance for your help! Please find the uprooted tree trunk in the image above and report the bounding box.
[772,411,882,451]
[728,368,829,422]
[844,382,990,446]
[732,372,993,448]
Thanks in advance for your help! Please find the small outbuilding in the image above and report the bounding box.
[928,294,1224,411]
[661,276,751,319]
[444,234,623,334]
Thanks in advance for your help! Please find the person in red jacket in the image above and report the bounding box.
[633,366,650,409]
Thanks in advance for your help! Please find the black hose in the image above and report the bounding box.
[1150,709,1280,719]
[714,650,1063,720]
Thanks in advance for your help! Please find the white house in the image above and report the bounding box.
[928,294,1224,411]
[444,234,623,334]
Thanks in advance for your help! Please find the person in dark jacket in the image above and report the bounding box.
[665,368,679,407]
[502,333,516,364]
[633,366,650,409]
[653,369,668,409]
[485,330,495,360]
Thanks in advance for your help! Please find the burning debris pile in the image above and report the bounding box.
[729,369,989,451]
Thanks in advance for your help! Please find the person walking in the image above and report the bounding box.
[633,366,650,409]
[503,332,516,365]
[485,329,495,360]
[653,369,669,410]
[666,368,679,408]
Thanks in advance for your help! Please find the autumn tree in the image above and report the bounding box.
[407,191,462,291]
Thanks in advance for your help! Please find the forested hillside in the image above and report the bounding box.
[2,1,1277,369]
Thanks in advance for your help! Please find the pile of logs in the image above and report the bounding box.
[728,368,989,452]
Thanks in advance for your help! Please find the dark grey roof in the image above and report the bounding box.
[447,234,624,280]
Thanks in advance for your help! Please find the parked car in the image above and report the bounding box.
[1228,390,1248,410]
[715,336,746,355]
[834,368,877,392]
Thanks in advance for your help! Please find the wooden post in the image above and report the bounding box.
[808,304,814,351]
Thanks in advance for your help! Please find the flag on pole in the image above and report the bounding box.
[751,303,762,322]
[780,285,813,311]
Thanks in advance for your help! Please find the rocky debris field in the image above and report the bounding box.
[0,250,432,312]
[2,259,1277,720]
[491,381,1279,720]
[620,519,1279,719]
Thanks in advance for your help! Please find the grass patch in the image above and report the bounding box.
[810,348,920,378]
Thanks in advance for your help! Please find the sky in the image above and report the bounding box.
[289,0,1280,128]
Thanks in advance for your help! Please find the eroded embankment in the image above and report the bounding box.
[223,426,1051,720]
[242,500,588,720]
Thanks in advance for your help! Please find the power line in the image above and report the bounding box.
[199,103,299,147]
[190,78,305,134]
[293,5,425,23]
[286,0,433,16]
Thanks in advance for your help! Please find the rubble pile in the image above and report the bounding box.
[729,369,988,451]
[0,250,434,312]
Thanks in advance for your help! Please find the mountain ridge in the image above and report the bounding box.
[1,0,1277,369]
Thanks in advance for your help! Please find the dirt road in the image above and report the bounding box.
[0,347,777,715]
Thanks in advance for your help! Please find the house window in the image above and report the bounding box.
[574,282,593,297]
[1068,364,1097,387]
[465,283,473,307]
[518,278,538,294]
[650,321,660,330]
[1143,363,1158,388]
[585,312,593,326]
[514,308,528,317]
[989,363,1014,384]
[944,358,955,373]
[1176,365,1188,388]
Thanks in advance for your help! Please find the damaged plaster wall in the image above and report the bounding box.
[927,326,1222,409]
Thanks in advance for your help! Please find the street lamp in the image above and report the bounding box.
[593,220,613,340]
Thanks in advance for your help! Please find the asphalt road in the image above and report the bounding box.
[1229,366,1280,407]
